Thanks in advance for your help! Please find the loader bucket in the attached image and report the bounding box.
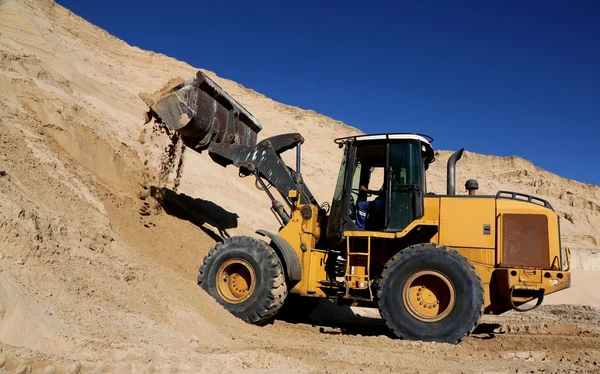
[139,70,262,151]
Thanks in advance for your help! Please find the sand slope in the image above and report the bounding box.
[1,0,600,372]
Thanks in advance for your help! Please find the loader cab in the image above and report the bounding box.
[326,134,435,246]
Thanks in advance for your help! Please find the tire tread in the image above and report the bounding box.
[197,236,288,325]
[377,243,484,344]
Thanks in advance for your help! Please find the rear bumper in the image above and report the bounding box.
[496,267,571,297]
[496,247,572,301]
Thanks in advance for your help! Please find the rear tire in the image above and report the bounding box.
[198,236,287,325]
[377,243,484,344]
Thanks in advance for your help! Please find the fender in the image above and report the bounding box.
[256,230,302,283]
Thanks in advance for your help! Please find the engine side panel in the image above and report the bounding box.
[437,197,496,249]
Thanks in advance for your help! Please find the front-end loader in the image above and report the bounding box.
[140,71,572,343]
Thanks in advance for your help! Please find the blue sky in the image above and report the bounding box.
[56,0,599,186]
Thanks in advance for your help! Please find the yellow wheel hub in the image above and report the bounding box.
[403,270,456,322]
[216,258,256,304]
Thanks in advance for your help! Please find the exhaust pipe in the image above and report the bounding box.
[447,148,464,195]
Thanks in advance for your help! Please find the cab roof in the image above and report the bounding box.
[334,133,433,146]
[334,133,436,165]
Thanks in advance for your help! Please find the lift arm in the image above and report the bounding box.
[208,132,318,207]
[139,70,318,222]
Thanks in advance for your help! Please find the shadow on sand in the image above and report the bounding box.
[275,298,504,340]
[275,298,395,338]
[151,186,239,242]
[471,323,503,340]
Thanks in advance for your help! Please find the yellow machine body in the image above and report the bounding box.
[280,190,571,314]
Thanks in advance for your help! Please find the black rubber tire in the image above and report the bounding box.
[377,243,484,344]
[198,236,288,325]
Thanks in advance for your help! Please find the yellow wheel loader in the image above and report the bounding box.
[140,71,572,343]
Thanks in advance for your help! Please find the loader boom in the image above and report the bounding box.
[140,71,318,225]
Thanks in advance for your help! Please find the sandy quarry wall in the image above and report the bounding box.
[567,247,600,271]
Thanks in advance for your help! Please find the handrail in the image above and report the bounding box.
[495,190,554,210]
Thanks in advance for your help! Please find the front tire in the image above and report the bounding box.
[198,236,287,325]
[377,243,484,344]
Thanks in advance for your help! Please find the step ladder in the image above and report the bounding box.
[345,236,373,301]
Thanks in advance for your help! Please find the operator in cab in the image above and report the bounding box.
[355,184,385,230]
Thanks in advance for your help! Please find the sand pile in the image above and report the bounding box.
[1,0,600,372]
[0,0,272,370]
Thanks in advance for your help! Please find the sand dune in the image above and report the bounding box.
[1,0,600,372]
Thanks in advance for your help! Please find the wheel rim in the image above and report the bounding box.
[402,270,456,322]
[216,258,256,304]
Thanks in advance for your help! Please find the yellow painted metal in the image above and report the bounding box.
[344,219,438,239]
[306,250,328,295]
[520,269,543,283]
[439,197,496,249]
[424,196,441,243]
[403,270,456,322]
[345,230,396,239]
[453,248,495,266]
[215,258,256,304]
[469,262,495,311]
[276,197,326,297]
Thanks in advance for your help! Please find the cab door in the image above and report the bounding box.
[326,142,357,245]
[385,140,426,231]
